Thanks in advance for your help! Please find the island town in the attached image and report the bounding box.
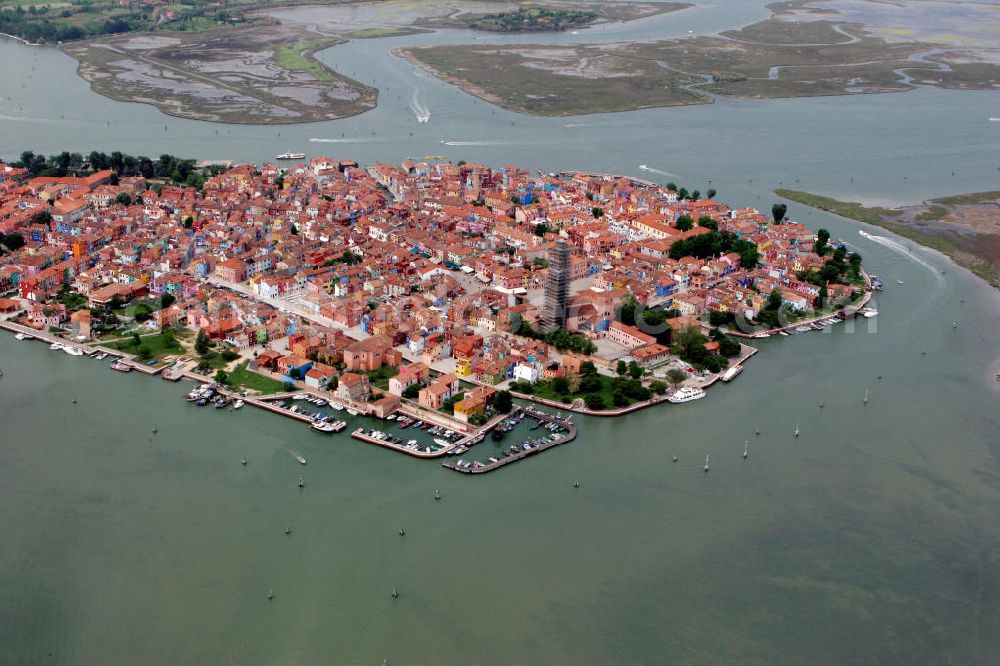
[0,152,874,473]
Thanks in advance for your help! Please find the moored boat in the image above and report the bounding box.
[275,152,306,160]
[721,364,743,382]
[311,420,337,433]
[668,386,706,404]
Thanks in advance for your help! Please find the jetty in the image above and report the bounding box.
[442,405,577,475]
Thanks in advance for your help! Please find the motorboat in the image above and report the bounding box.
[667,387,706,404]
[275,152,305,160]
[50,342,63,350]
[233,399,245,409]
[63,346,85,356]
[434,438,451,447]
[721,364,743,382]
[311,420,337,433]
[347,408,360,416]
[862,307,878,318]
[295,453,307,465]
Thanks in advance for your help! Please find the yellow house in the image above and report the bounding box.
[455,359,473,377]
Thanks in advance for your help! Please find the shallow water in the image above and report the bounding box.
[2,1,1000,662]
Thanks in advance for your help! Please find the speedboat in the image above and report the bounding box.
[434,438,451,447]
[329,402,344,411]
[862,308,878,318]
[347,408,359,416]
[50,342,63,350]
[295,454,307,465]
[14,332,26,340]
[293,393,307,400]
[233,399,245,409]
[276,152,305,160]
[721,364,743,382]
[63,346,84,356]
[639,164,649,170]
[667,387,706,404]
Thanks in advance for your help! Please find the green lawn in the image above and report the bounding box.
[526,373,646,409]
[365,366,399,391]
[228,361,286,394]
[105,331,183,362]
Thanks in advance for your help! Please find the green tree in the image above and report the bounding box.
[580,360,597,376]
[533,222,548,237]
[133,303,152,322]
[676,214,694,232]
[137,345,152,360]
[115,192,132,206]
[818,284,828,307]
[132,332,141,348]
[772,203,787,224]
[707,187,717,200]
[195,329,210,356]
[214,369,230,386]
[765,289,783,312]
[183,216,194,229]
[403,384,420,399]
[616,359,627,376]
[628,360,642,380]
[650,380,668,395]
[1,232,25,251]
[584,393,606,410]
[578,372,602,394]
[32,210,52,225]
[671,325,707,361]
[666,369,687,389]
[494,389,513,413]
[221,349,240,362]
[697,216,718,230]
[814,228,830,256]
[591,207,604,218]
[552,376,571,394]
[160,293,176,309]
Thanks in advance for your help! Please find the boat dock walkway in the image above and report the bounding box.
[441,406,577,475]
[351,428,447,458]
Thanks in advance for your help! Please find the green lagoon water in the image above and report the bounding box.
[2,1,1000,662]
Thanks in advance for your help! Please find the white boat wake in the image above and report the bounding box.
[858,229,942,280]
[563,122,592,128]
[640,165,678,178]
[309,137,373,143]
[410,87,430,123]
[441,140,508,146]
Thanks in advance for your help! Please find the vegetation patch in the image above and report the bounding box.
[228,360,286,394]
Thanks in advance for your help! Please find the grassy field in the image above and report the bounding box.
[228,360,286,394]
[776,189,1000,288]
[400,14,999,116]
[105,331,184,362]
[274,36,338,81]
[347,26,424,39]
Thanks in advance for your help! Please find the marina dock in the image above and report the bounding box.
[441,405,577,475]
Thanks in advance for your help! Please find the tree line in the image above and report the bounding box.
[14,151,223,189]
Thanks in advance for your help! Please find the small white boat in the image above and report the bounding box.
[347,408,360,416]
[63,346,84,356]
[433,438,450,447]
[233,399,245,410]
[897,280,904,285]
[293,393,307,400]
[14,332,26,340]
[330,403,344,411]
[639,164,649,170]
[295,453,307,465]
[862,308,878,318]
[275,152,305,160]
[311,420,336,433]
[407,439,417,447]
[721,364,743,382]
[50,341,63,350]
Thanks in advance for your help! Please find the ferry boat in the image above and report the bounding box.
[275,152,305,160]
[721,364,743,382]
[668,386,706,404]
